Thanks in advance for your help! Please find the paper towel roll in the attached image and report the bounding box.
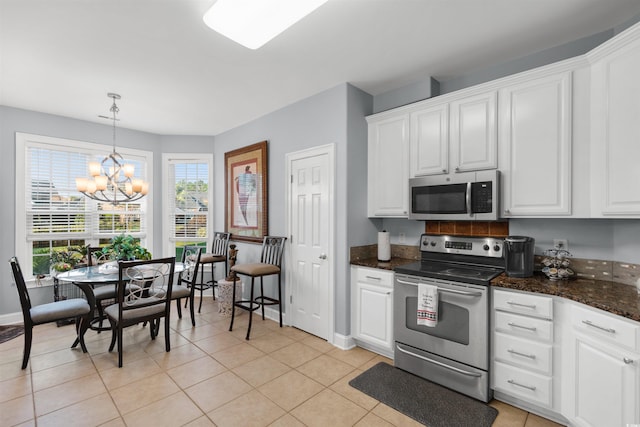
[378,231,391,262]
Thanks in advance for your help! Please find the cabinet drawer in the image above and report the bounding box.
[493,289,553,319]
[571,303,640,352]
[355,267,394,288]
[494,332,553,375]
[495,311,553,342]
[493,361,552,407]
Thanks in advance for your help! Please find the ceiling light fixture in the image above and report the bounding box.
[203,0,328,50]
[75,93,148,204]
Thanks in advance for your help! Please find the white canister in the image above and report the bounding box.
[378,231,391,262]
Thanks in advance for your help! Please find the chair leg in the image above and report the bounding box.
[260,277,266,320]
[211,265,216,301]
[229,276,237,332]
[72,315,90,353]
[21,326,33,370]
[164,317,171,352]
[108,320,117,352]
[117,327,124,368]
[189,295,196,327]
[246,278,255,340]
[198,282,204,313]
[278,273,283,327]
[176,299,183,318]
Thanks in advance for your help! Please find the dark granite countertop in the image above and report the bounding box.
[350,257,417,271]
[492,273,640,323]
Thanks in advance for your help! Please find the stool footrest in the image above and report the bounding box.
[254,296,279,306]
[233,300,262,312]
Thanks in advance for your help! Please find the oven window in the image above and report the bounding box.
[405,297,469,345]
[412,183,467,214]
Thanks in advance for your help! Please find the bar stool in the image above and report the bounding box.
[228,236,286,340]
[194,232,231,312]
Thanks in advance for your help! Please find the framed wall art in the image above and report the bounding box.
[224,140,268,242]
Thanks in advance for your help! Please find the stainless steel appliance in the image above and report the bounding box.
[504,236,535,278]
[409,170,499,221]
[394,234,504,402]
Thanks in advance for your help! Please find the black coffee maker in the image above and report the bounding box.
[504,236,535,278]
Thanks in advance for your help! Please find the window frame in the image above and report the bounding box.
[15,132,154,285]
[161,153,214,257]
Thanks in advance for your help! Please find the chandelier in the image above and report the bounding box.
[75,93,148,204]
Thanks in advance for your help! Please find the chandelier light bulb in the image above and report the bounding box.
[89,162,101,177]
[123,164,135,178]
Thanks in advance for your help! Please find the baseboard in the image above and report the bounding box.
[333,333,355,350]
[0,311,23,325]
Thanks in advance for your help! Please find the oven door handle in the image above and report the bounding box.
[396,279,482,297]
[396,344,482,377]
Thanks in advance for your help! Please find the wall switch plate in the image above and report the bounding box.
[399,233,406,244]
[553,239,568,250]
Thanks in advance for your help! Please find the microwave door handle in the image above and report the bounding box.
[466,182,472,216]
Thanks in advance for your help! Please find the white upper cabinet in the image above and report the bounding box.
[589,24,640,217]
[499,71,572,217]
[410,104,449,176]
[409,91,497,177]
[367,113,410,217]
[450,92,498,173]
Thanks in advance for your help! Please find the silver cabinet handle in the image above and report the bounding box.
[507,301,537,309]
[507,379,536,391]
[318,254,327,260]
[442,169,447,173]
[507,322,537,332]
[504,209,511,214]
[624,358,634,364]
[582,320,616,334]
[455,166,460,172]
[507,348,536,360]
[365,275,381,280]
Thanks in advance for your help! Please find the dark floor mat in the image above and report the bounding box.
[349,362,498,427]
[0,324,25,344]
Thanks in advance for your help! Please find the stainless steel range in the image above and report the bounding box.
[393,234,504,402]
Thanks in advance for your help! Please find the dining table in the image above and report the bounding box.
[55,261,185,330]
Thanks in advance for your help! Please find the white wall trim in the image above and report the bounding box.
[0,312,24,325]
[332,333,355,350]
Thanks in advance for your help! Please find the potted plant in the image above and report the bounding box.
[100,234,152,261]
[50,248,83,276]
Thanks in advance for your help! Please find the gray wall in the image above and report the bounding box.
[0,105,213,316]
[211,83,372,336]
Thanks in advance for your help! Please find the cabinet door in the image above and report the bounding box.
[450,91,497,173]
[499,72,572,216]
[591,32,640,216]
[571,335,639,427]
[354,282,393,350]
[367,114,409,217]
[410,104,449,176]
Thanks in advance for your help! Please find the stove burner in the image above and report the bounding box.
[442,268,483,277]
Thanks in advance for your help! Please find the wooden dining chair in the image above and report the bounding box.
[10,257,95,369]
[194,232,231,311]
[103,257,176,367]
[228,236,286,340]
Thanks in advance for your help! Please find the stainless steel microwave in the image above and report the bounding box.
[409,170,499,221]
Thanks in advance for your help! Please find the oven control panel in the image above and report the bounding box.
[420,234,503,258]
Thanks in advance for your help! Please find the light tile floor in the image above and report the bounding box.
[0,299,565,426]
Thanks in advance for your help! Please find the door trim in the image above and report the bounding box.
[285,143,335,343]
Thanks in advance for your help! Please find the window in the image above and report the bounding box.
[16,133,153,283]
[162,153,213,259]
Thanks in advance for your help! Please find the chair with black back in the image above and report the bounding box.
[104,257,176,367]
[10,256,95,369]
[228,236,286,340]
[170,245,201,326]
[194,232,230,312]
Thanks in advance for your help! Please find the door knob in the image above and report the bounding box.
[319,254,327,260]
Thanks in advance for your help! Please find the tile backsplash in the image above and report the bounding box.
[425,221,509,237]
[535,255,640,287]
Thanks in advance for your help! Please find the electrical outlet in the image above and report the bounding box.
[399,233,406,244]
[553,239,568,250]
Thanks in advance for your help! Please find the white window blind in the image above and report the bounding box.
[16,133,152,280]
[168,160,210,240]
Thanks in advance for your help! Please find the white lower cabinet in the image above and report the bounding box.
[564,303,640,427]
[351,266,394,358]
[491,288,564,423]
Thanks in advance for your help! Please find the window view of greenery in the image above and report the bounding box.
[172,162,209,259]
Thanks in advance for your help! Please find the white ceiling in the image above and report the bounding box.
[1,0,639,136]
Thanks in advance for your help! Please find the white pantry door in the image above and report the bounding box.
[287,144,334,340]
